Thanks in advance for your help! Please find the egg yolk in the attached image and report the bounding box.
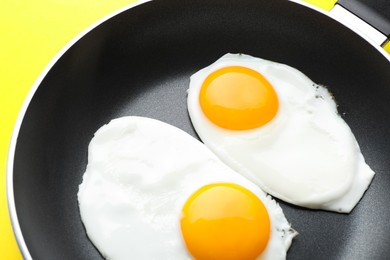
[180,183,271,260]
[199,66,278,130]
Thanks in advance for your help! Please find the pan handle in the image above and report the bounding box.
[337,0,390,41]
[329,3,388,47]
[297,0,390,54]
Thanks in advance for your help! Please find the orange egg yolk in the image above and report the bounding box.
[180,183,271,260]
[199,66,279,130]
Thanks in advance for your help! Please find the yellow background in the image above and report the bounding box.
[0,0,387,258]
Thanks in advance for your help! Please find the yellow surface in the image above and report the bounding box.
[385,41,390,53]
[0,0,388,259]
[303,0,337,11]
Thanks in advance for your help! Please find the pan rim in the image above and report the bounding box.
[6,0,390,258]
[291,0,390,48]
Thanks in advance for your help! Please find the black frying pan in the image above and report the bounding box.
[7,0,390,259]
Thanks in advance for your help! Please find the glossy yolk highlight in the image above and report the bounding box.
[180,183,271,260]
[199,66,278,130]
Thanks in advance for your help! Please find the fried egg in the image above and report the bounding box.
[187,53,375,213]
[78,116,296,260]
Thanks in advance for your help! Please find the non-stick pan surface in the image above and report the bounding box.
[9,0,390,259]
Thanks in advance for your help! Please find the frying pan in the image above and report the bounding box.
[7,0,390,259]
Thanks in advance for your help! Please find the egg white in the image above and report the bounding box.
[78,116,297,260]
[187,53,375,213]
